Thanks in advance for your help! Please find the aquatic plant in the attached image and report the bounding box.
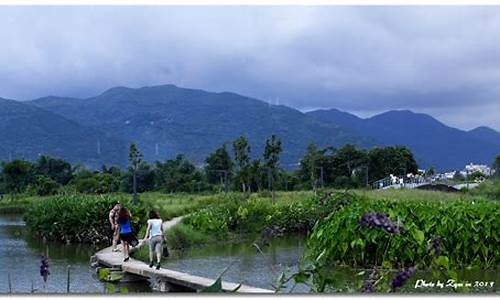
[40,256,50,283]
[390,267,416,290]
[359,212,403,234]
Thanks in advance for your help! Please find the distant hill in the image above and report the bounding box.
[0,98,127,168]
[3,84,497,171]
[28,85,374,167]
[307,109,500,170]
[468,126,500,147]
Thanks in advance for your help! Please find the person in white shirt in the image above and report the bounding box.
[142,210,164,270]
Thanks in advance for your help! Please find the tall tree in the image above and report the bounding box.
[0,160,35,194]
[367,146,418,182]
[233,136,251,192]
[154,154,203,193]
[205,144,233,192]
[263,135,282,201]
[298,144,321,191]
[493,155,500,178]
[128,143,143,205]
[35,155,73,185]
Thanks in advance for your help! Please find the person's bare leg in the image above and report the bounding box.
[123,241,129,260]
[112,229,119,251]
[156,250,161,264]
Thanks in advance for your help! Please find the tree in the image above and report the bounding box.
[233,136,251,192]
[367,146,418,182]
[263,135,282,201]
[33,175,60,196]
[453,171,465,182]
[0,160,35,194]
[205,144,233,191]
[121,161,155,194]
[426,166,436,177]
[248,159,265,192]
[298,144,323,191]
[154,155,204,193]
[493,155,500,178]
[35,155,73,185]
[128,143,143,205]
[330,144,367,186]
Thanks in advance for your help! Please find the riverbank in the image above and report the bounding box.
[0,214,151,294]
[4,183,499,293]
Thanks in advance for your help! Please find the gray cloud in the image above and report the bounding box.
[1,6,499,130]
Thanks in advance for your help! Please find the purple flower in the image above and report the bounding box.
[362,280,375,293]
[431,236,443,255]
[359,212,403,234]
[362,269,378,293]
[391,267,416,290]
[40,256,50,282]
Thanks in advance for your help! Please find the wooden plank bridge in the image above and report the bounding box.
[91,216,272,293]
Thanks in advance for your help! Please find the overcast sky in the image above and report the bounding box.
[1,6,500,131]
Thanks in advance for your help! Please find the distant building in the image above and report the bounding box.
[464,163,491,176]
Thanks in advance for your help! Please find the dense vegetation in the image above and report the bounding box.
[0,140,424,197]
[24,194,146,244]
[306,193,499,269]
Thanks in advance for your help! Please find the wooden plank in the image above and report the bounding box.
[92,215,273,293]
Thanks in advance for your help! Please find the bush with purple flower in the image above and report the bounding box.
[359,212,403,234]
[40,256,50,282]
[390,267,416,291]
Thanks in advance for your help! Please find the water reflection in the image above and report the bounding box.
[0,214,151,294]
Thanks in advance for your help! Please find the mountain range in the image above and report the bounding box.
[0,84,498,171]
[307,109,500,170]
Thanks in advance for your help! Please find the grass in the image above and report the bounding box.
[355,188,488,202]
[0,194,52,213]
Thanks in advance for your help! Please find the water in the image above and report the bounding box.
[0,214,150,294]
[163,235,311,292]
[1,214,497,294]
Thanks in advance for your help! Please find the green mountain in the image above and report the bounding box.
[29,85,374,167]
[307,109,500,170]
[0,97,127,168]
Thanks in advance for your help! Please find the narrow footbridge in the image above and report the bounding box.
[91,216,272,293]
[372,177,479,192]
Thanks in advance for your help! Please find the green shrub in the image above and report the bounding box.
[164,223,213,249]
[33,175,60,196]
[24,194,147,244]
[73,173,121,194]
[183,205,233,239]
[470,179,500,200]
[306,194,499,269]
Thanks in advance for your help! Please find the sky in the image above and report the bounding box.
[1,6,500,131]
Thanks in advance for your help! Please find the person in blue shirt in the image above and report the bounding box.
[117,206,135,262]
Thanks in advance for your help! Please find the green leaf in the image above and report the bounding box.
[201,276,223,293]
[447,270,458,281]
[382,260,393,269]
[98,268,110,281]
[413,229,425,244]
[435,256,449,269]
[293,271,310,283]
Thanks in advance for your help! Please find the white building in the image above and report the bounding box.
[464,163,491,176]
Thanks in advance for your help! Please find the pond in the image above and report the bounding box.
[0,214,150,294]
[0,214,312,294]
[1,214,497,294]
